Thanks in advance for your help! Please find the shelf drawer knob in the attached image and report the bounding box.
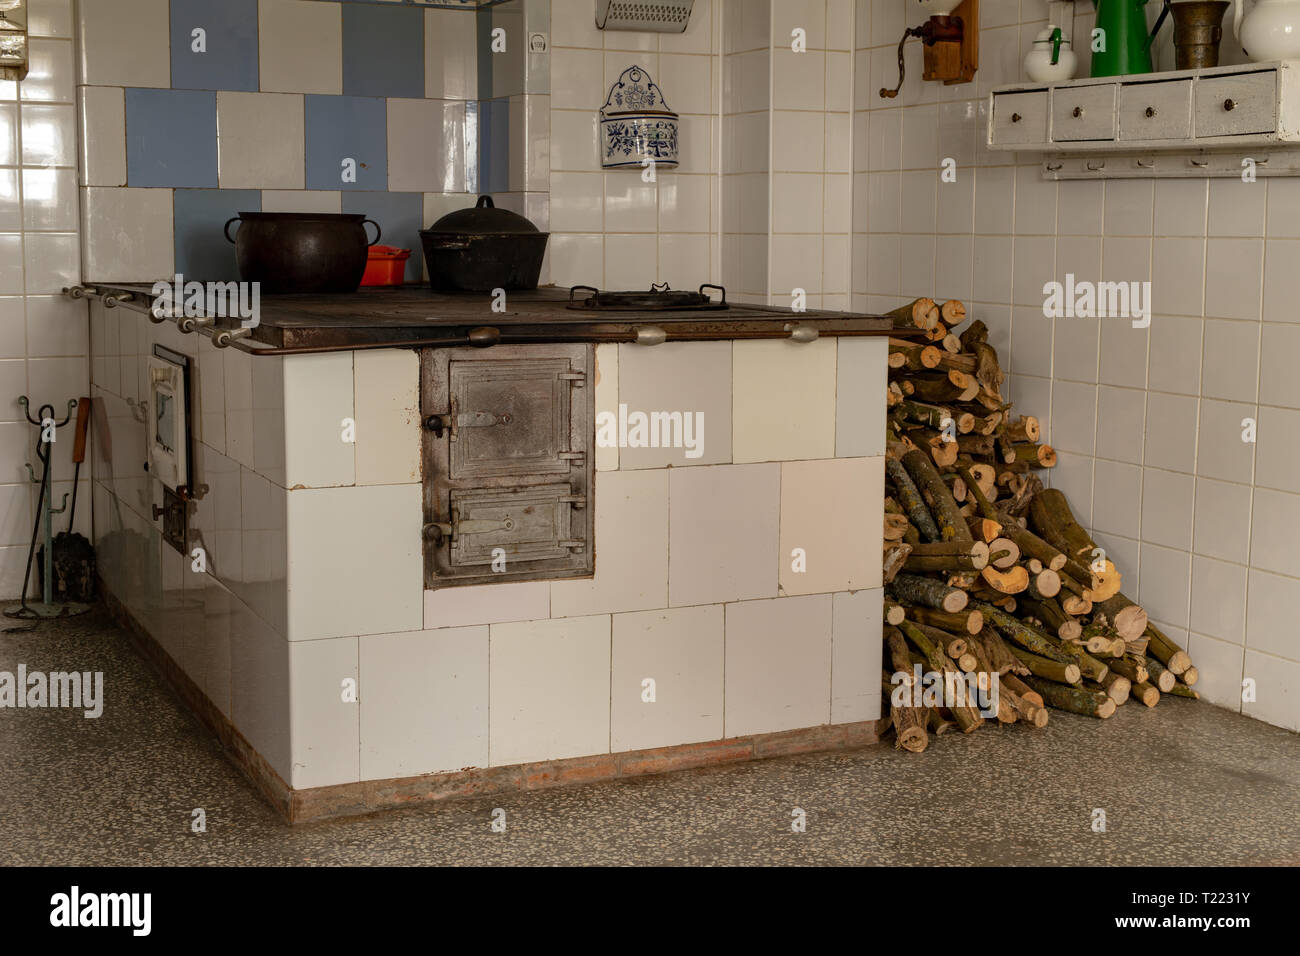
[1010,112,1021,123]
[1145,106,1157,118]
[1072,106,1083,118]
[1224,98,1236,111]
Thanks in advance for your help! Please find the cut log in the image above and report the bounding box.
[973,627,1027,676]
[980,563,1030,594]
[901,448,973,544]
[912,622,968,661]
[999,671,1043,707]
[884,600,906,626]
[1005,415,1041,443]
[1181,665,1199,687]
[1026,567,1061,600]
[888,297,940,330]
[940,299,966,326]
[1017,596,1081,642]
[1167,682,1200,700]
[1108,655,1150,685]
[889,573,969,613]
[905,605,984,635]
[1097,670,1132,705]
[928,708,958,735]
[1131,680,1160,708]
[897,620,983,733]
[886,458,942,543]
[1029,489,1121,601]
[1096,593,1148,642]
[1012,442,1057,468]
[903,539,990,572]
[992,515,1069,572]
[883,542,912,585]
[1024,677,1116,718]
[987,537,1020,569]
[999,680,1050,727]
[1145,623,1192,675]
[1009,645,1082,685]
[889,339,944,371]
[1050,639,1110,683]
[976,603,1077,664]
[883,671,930,753]
[967,516,1003,543]
[1143,655,1177,693]
[884,626,914,684]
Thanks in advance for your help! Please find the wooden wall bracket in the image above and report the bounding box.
[880,0,979,98]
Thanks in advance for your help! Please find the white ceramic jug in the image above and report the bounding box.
[1024,26,1079,81]
[1234,0,1300,61]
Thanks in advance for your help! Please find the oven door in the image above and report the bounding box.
[422,344,594,588]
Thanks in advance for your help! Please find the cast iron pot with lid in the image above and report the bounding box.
[420,195,549,293]
[225,212,382,294]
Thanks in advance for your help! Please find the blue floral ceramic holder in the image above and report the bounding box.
[600,65,679,170]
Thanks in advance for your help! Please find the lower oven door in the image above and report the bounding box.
[422,343,595,589]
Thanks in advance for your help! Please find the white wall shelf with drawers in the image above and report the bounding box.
[987,60,1300,178]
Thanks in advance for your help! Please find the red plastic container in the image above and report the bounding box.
[362,245,412,286]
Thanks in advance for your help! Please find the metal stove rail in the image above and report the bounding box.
[65,283,896,356]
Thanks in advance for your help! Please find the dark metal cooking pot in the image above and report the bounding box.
[419,196,549,293]
[224,212,382,294]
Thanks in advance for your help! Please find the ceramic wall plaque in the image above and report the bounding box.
[600,65,679,170]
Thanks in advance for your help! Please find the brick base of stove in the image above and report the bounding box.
[103,583,886,825]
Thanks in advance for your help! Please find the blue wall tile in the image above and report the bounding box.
[477,98,509,195]
[170,0,259,92]
[341,191,424,283]
[342,4,425,99]
[305,95,388,191]
[125,89,218,188]
[175,189,262,281]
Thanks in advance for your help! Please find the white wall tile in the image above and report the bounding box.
[725,594,832,737]
[733,338,836,463]
[615,340,730,468]
[283,352,354,489]
[360,625,489,780]
[489,614,610,766]
[1242,650,1300,731]
[551,469,668,618]
[217,92,305,190]
[669,463,779,607]
[353,349,420,486]
[388,98,465,193]
[779,456,881,596]
[80,187,172,282]
[424,581,548,630]
[832,587,881,724]
[611,605,724,752]
[77,86,125,187]
[289,635,359,789]
[287,484,423,640]
[258,0,342,95]
[78,0,170,88]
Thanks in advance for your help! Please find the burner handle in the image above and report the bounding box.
[699,283,726,304]
[568,285,599,302]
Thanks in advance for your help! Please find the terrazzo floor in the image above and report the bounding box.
[3,605,1299,866]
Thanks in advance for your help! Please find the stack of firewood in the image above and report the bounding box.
[881,298,1201,754]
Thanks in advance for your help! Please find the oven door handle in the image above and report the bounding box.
[423,516,516,547]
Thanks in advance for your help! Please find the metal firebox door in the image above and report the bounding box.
[421,344,595,588]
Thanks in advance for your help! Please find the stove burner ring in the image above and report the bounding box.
[566,283,728,311]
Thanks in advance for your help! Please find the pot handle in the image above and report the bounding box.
[363,219,383,246]
[223,217,241,244]
[476,195,494,208]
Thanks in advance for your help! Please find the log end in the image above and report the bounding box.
[1064,663,1082,684]
[942,589,970,613]
[1181,664,1199,687]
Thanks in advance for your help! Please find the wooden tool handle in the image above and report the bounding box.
[72,396,91,464]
